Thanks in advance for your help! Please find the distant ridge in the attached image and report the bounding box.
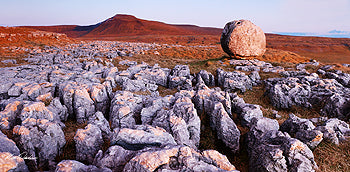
[272,30,350,38]
[24,14,223,38]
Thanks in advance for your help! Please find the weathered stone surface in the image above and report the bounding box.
[235,103,263,127]
[134,64,170,87]
[296,61,319,70]
[141,95,175,125]
[109,91,143,129]
[124,63,149,77]
[110,125,177,150]
[58,82,78,118]
[217,68,259,92]
[0,81,13,99]
[320,93,350,121]
[168,65,193,89]
[265,77,312,109]
[55,160,112,172]
[202,150,237,171]
[36,92,53,104]
[74,124,103,164]
[210,102,240,153]
[13,118,66,170]
[89,83,110,115]
[281,114,323,149]
[265,74,350,121]
[47,97,68,122]
[58,81,98,123]
[0,130,20,156]
[192,85,241,151]
[172,98,200,148]
[196,70,215,87]
[169,115,192,147]
[230,59,285,73]
[93,145,136,171]
[19,101,55,122]
[74,87,96,124]
[88,111,111,140]
[315,118,350,145]
[150,97,201,148]
[247,117,318,172]
[0,152,29,172]
[8,82,30,97]
[121,77,158,92]
[0,100,22,129]
[221,19,266,57]
[123,146,237,172]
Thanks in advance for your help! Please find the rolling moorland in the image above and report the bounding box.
[0,14,349,171]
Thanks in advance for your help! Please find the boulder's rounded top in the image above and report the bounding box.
[221,19,266,57]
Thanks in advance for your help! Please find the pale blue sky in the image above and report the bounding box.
[1,0,350,33]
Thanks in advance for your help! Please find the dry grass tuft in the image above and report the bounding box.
[55,119,87,163]
[158,86,178,97]
[314,140,350,172]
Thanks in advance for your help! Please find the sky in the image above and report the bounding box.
[1,0,350,33]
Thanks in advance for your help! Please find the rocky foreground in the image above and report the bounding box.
[0,41,349,172]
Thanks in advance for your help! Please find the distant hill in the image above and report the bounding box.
[24,14,223,38]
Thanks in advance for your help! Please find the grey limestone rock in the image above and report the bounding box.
[168,65,193,89]
[265,77,312,109]
[74,124,103,164]
[280,114,323,149]
[247,117,318,172]
[123,146,237,172]
[73,86,96,124]
[47,97,68,122]
[124,146,236,171]
[55,160,86,172]
[121,77,158,93]
[210,102,240,153]
[217,68,258,92]
[88,111,111,140]
[235,103,263,127]
[0,130,20,156]
[0,152,29,172]
[235,65,261,72]
[196,70,215,87]
[109,91,143,129]
[55,160,112,172]
[13,118,66,170]
[0,100,23,130]
[134,64,170,87]
[320,93,350,121]
[110,125,177,151]
[8,82,30,97]
[140,95,175,125]
[93,145,136,172]
[0,81,13,99]
[19,101,56,122]
[150,96,201,148]
[170,97,201,148]
[89,83,110,115]
[315,118,350,145]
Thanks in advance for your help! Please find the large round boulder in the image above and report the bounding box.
[221,20,266,57]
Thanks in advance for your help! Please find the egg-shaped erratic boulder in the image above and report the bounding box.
[221,19,266,57]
